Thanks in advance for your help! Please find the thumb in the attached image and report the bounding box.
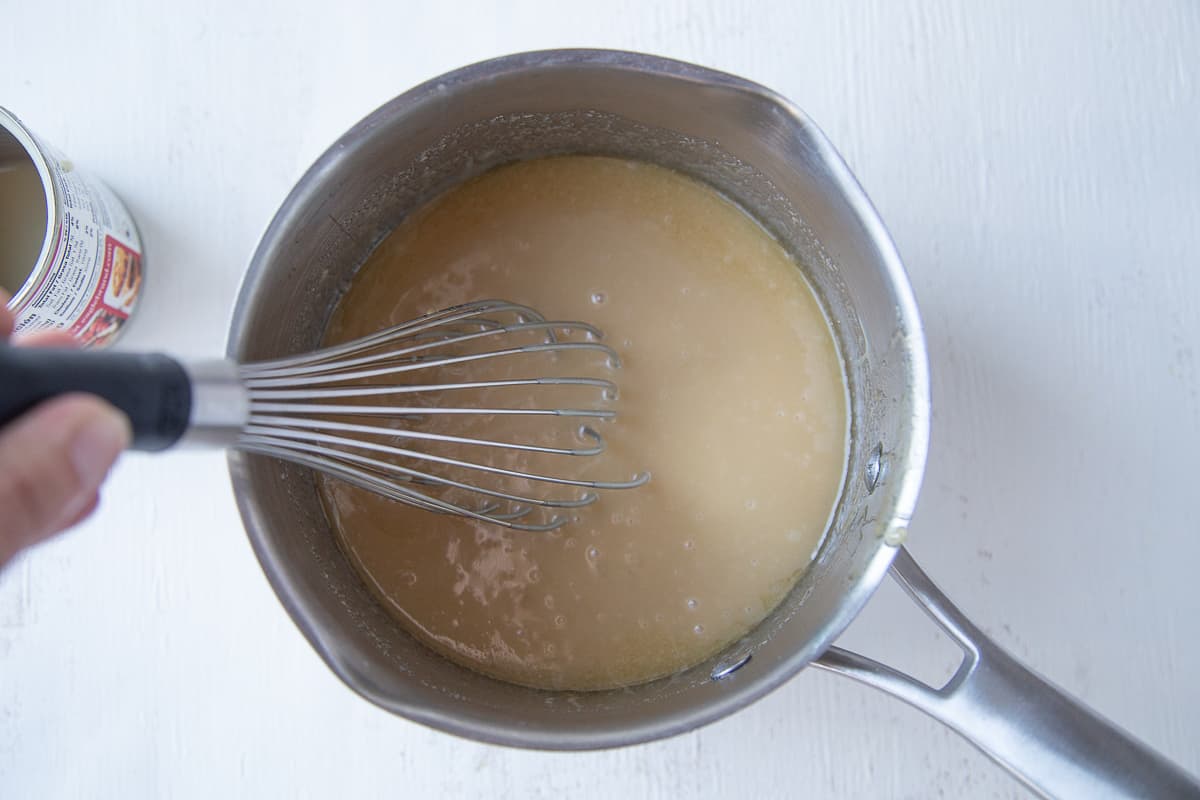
[0,394,131,567]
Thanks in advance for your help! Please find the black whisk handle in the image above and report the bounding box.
[0,345,192,451]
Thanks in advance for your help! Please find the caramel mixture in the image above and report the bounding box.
[318,156,848,690]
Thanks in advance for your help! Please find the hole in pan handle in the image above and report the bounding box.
[813,547,1200,799]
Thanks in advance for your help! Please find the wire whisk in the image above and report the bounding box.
[0,300,649,531]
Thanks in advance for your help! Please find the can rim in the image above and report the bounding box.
[0,106,62,311]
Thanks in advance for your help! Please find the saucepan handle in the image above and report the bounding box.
[812,547,1200,799]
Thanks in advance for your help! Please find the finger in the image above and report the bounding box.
[0,394,131,568]
[16,329,79,349]
[57,491,101,532]
[0,289,13,340]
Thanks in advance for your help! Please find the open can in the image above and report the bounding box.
[0,106,143,347]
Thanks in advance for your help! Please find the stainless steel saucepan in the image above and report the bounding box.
[226,50,1199,798]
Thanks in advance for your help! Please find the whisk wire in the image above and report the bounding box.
[243,301,579,376]
[245,414,608,456]
[238,440,570,532]
[235,299,648,530]
[242,338,618,386]
[246,376,615,400]
[241,432,602,508]
[243,424,644,493]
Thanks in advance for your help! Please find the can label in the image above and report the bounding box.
[10,136,142,347]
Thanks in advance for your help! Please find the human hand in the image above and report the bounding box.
[0,294,130,568]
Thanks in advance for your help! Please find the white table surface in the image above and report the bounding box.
[2,1,1198,797]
